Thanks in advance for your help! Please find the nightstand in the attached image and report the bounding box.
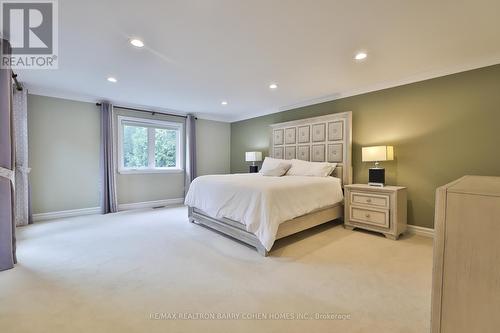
[344,184,407,240]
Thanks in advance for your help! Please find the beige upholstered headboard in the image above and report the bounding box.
[270,112,353,186]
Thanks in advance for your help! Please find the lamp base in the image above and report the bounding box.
[368,168,385,187]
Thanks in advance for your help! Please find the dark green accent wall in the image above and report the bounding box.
[230,64,500,228]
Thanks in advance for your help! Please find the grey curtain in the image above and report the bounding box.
[184,114,196,196]
[99,102,117,213]
[13,86,31,226]
[0,39,16,271]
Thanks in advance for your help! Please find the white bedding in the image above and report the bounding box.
[184,174,344,251]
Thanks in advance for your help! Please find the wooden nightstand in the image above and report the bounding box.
[344,184,407,240]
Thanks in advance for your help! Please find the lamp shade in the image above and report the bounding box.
[362,146,394,162]
[245,151,262,162]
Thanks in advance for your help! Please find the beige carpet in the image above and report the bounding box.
[0,206,433,332]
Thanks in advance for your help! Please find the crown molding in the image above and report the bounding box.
[22,55,500,124]
[25,84,232,123]
[229,56,500,122]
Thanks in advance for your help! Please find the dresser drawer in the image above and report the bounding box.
[350,206,390,228]
[350,191,390,208]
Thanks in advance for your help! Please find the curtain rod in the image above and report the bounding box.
[95,103,195,119]
[11,72,23,91]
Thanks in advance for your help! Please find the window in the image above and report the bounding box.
[117,116,183,174]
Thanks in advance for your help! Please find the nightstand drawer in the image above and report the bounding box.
[350,206,390,228]
[351,191,390,208]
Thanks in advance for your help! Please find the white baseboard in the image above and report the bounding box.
[407,225,434,238]
[32,198,185,222]
[32,207,102,222]
[117,198,184,211]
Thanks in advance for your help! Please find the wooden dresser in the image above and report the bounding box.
[431,176,500,333]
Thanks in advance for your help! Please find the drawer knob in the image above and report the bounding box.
[365,213,371,218]
[366,199,372,203]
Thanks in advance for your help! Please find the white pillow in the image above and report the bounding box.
[286,159,337,177]
[260,162,292,177]
[259,157,291,174]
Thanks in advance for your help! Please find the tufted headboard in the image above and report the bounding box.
[270,112,352,186]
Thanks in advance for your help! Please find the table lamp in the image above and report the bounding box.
[245,152,262,173]
[362,146,394,187]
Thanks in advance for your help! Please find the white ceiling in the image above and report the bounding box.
[14,0,500,122]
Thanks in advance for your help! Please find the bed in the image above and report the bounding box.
[186,112,352,256]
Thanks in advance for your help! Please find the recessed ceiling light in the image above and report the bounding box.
[221,101,228,106]
[107,77,117,83]
[130,39,144,48]
[269,83,278,89]
[354,52,367,60]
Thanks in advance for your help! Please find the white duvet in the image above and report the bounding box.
[184,174,344,251]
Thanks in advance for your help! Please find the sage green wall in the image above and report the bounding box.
[28,95,101,213]
[28,95,231,214]
[196,119,231,176]
[230,64,500,228]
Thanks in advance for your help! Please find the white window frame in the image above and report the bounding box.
[117,115,184,174]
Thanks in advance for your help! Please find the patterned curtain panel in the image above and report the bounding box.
[99,102,117,214]
[0,39,17,271]
[13,87,32,226]
[184,114,196,196]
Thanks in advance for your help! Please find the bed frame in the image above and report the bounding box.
[188,112,352,256]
